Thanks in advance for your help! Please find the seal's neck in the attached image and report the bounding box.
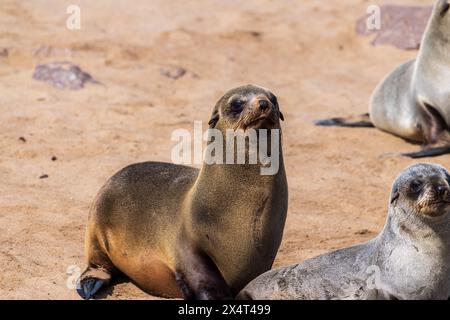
[416,4,450,70]
[190,131,286,210]
[373,208,450,298]
[200,128,285,182]
[197,151,285,186]
[379,208,448,250]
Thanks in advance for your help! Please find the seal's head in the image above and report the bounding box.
[424,0,450,42]
[390,163,450,218]
[208,84,284,131]
[438,0,450,17]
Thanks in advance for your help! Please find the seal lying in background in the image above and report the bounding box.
[77,85,288,300]
[316,0,450,158]
[238,163,450,300]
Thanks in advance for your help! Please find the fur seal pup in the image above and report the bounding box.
[77,85,288,300]
[238,163,450,300]
[316,0,450,158]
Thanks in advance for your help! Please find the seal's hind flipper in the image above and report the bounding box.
[315,113,374,128]
[402,146,450,158]
[77,277,106,299]
[77,267,112,299]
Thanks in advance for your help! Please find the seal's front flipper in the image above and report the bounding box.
[175,247,232,300]
[315,113,374,128]
[402,146,450,158]
[77,267,112,299]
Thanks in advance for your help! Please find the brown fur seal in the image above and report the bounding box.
[316,0,450,158]
[238,163,450,300]
[77,85,288,299]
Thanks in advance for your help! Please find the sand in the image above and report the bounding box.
[0,0,441,299]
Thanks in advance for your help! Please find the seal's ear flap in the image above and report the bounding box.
[390,188,400,204]
[208,104,220,128]
[269,93,284,121]
[444,172,450,185]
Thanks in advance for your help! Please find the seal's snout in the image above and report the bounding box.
[238,96,279,129]
[255,97,278,123]
[436,184,448,197]
[251,96,272,115]
[255,97,275,119]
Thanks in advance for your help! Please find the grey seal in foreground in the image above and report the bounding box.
[316,0,450,158]
[238,163,450,300]
[77,85,288,300]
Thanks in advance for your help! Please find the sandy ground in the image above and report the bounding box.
[0,0,443,299]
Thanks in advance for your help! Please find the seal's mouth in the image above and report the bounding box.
[246,115,275,127]
[418,197,450,206]
[236,112,279,130]
[428,200,450,205]
[417,198,450,217]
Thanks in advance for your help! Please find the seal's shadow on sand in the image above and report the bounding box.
[91,275,134,299]
[92,275,180,300]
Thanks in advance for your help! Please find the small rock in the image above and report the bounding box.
[51,156,57,161]
[160,66,187,80]
[356,5,433,50]
[355,229,370,235]
[249,31,262,38]
[33,61,100,90]
[18,137,26,143]
[39,174,49,179]
[0,48,8,57]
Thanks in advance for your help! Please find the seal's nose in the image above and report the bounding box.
[436,184,448,196]
[259,100,269,111]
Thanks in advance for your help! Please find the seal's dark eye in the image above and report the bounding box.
[409,180,423,194]
[230,100,244,113]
